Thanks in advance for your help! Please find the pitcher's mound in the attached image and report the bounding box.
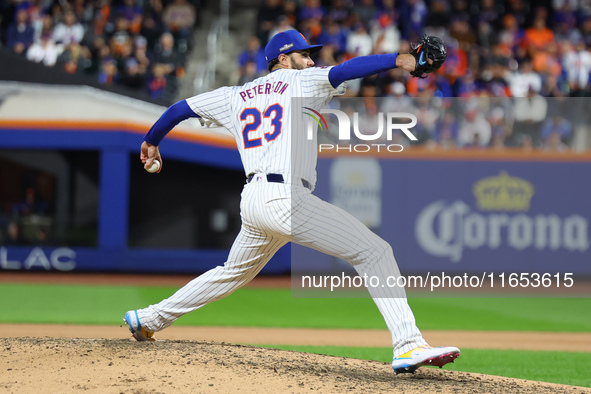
[0,337,587,393]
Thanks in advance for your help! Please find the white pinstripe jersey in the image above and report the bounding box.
[186,67,345,186]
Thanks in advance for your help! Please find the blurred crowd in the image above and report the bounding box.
[318,95,587,152]
[238,0,591,151]
[0,0,201,103]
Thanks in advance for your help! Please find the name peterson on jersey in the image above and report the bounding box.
[185,67,346,187]
[238,81,290,101]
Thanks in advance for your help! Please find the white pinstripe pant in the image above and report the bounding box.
[139,179,427,357]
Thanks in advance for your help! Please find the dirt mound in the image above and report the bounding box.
[1,337,588,393]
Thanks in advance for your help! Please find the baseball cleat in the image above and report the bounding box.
[124,310,155,341]
[392,345,460,374]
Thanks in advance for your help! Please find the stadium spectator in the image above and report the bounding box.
[27,0,48,41]
[98,57,118,85]
[86,36,110,74]
[141,0,165,49]
[544,133,568,152]
[425,0,451,30]
[475,0,502,38]
[539,74,565,97]
[487,106,511,149]
[413,99,440,144]
[355,98,384,141]
[543,130,569,151]
[513,87,548,146]
[449,14,477,52]
[268,15,295,41]
[510,59,542,97]
[370,14,401,54]
[72,0,95,30]
[381,81,415,113]
[346,22,372,57]
[52,10,84,46]
[450,0,470,25]
[562,40,591,89]
[238,36,267,76]
[326,0,352,26]
[26,31,61,66]
[453,69,477,97]
[162,0,196,45]
[148,63,168,99]
[114,36,134,72]
[317,18,348,54]
[299,14,323,43]
[238,60,258,85]
[523,16,555,54]
[354,0,377,30]
[282,0,298,28]
[110,16,132,56]
[5,221,23,246]
[58,41,92,74]
[458,101,492,147]
[153,32,181,76]
[299,0,325,22]
[7,8,35,54]
[541,116,572,146]
[132,35,152,75]
[399,0,428,41]
[581,16,591,47]
[150,31,183,102]
[532,42,562,78]
[499,14,525,55]
[93,0,115,38]
[119,57,146,89]
[34,14,54,43]
[380,0,400,27]
[434,72,453,97]
[505,0,529,27]
[117,0,143,35]
[438,40,468,85]
[47,1,63,23]
[432,112,459,149]
[553,9,582,43]
[490,127,508,150]
[315,42,338,67]
[256,0,284,44]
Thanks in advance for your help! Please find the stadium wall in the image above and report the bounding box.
[297,155,591,277]
[1,122,590,276]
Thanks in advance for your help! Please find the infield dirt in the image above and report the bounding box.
[2,273,590,393]
[1,336,590,394]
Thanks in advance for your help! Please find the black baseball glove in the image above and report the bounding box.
[409,35,447,78]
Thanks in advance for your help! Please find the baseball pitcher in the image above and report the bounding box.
[124,31,458,374]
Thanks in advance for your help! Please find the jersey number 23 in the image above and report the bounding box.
[240,103,283,149]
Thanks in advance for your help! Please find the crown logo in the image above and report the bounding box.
[473,171,534,211]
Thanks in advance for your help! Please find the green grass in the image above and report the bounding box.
[1,282,589,388]
[1,283,590,332]
[260,345,591,388]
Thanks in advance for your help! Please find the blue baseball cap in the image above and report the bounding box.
[264,30,323,62]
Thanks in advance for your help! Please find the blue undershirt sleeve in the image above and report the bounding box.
[144,100,200,146]
[328,53,399,88]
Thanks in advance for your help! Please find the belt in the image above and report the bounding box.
[247,173,312,190]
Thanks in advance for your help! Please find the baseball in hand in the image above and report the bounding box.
[146,159,161,173]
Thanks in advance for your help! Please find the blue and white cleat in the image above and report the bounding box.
[392,345,460,374]
[124,310,155,341]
